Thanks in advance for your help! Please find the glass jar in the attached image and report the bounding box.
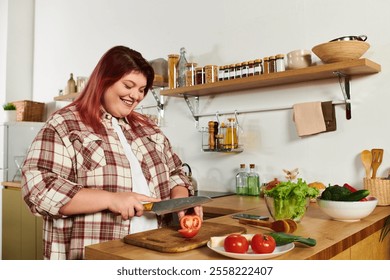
[254,59,263,75]
[195,67,205,85]
[205,65,219,83]
[275,54,285,72]
[263,57,270,74]
[185,62,197,87]
[248,60,255,76]
[241,61,249,77]
[229,64,236,80]
[168,54,179,89]
[269,56,276,73]
[225,117,238,150]
[223,65,230,81]
[235,63,242,79]
[218,65,225,82]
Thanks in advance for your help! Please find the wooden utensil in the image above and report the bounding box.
[238,218,297,233]
[360,150,372,179]
[371,148,384,179]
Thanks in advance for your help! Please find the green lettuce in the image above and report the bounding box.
[264,178,319,221]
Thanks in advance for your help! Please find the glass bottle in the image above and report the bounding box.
[225,118,238,150]
[67,73,76,94]
[168,54,179,89]
[275,54,286,72]
[176,47,188,87]
[236,164,249,195]
[247,164,260,196]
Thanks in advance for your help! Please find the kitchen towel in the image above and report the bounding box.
[321,101,337,132]
[293,101,326,137]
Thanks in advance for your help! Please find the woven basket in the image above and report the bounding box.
[13,100,45,122]
[363,178,390,206]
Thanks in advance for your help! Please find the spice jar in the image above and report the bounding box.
[263,57,270,74]
[223,65,230,81]
[248,60,255,76]
[254,59,263,75]
[241,61,249,77]
[205,65,218,83]
[269,56,276,73]
[275,54,285,72]
[168,54,179,89]
[185,62,197,87]
[229,64,236,80]
[235,63,242,79]
[218,65,225,82]
[195,67,205,85]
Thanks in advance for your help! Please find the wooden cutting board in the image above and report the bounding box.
[123,221,246,253]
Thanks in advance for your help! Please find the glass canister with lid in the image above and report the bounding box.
[185,62,198,86]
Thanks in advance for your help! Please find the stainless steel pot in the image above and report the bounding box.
[330,35,367,42]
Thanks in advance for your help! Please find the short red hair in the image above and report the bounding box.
[69,46,155,133]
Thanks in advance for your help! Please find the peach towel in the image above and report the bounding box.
[293,102,326,137]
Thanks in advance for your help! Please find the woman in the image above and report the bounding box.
[21,46,201,260]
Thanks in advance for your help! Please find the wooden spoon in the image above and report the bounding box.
[238,218,297,233]
[371,148,384,179]
[360,150,372,179]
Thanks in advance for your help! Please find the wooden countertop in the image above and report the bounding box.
[85,195,390,260]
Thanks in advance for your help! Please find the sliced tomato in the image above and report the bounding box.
[178,228,199,238]
[251,234,276,254]
[180,215,202,231]
[178,215,202,238]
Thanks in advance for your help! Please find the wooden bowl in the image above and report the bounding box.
[312,41,370,63]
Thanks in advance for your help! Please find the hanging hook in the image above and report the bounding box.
[215,111,220,124]
[140,105,144,114]
[234,110,240,127]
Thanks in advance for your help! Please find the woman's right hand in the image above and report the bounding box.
[108,192,160,220]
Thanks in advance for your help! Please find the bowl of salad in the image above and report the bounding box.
[263,179,320,222]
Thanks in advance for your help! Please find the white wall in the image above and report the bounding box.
[29,0,390,192]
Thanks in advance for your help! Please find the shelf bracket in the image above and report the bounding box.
[184,95,200,126]
[150,87,164,111]
[334,71,351,120]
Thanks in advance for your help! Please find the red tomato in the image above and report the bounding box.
[251,234,276,254]
[178,215,202,238]
[223,234,249,254]
[178,228,199,238]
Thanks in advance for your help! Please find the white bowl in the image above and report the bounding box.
[317,197,378,222]
[286,49,312,69]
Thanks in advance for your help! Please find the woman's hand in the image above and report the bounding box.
[108,192,160,220]
[177,205,203,221]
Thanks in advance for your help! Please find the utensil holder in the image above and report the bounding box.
[363,178,390,206]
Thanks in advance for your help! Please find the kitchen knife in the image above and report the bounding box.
[143,196,212,215]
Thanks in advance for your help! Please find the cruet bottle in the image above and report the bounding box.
[176,47,188,87]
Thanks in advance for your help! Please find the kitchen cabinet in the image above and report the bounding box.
[160,58,381,122]
[2,182,43,260]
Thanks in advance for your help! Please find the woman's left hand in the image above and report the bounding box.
[177,205,203,221]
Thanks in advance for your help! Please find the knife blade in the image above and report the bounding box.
[143,196,212,215]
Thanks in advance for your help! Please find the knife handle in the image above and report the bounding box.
[143,202,153,211]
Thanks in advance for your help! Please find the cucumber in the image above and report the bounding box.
[342,189,370,201]
[269,232,316,247]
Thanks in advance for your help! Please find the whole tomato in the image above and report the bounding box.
[223,234,249,254]
[178,215,202,238]
[251,234,276,254]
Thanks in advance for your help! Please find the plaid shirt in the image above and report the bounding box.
[21,105,192,260]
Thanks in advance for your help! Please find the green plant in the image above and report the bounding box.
[3,103,16,110]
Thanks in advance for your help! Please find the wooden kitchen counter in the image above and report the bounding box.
[85,195,390,260]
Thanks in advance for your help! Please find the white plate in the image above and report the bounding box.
[207,234,295,260]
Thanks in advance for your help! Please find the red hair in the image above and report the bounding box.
[68,46,155,133]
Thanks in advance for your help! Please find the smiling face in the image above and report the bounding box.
[102,71,147,118]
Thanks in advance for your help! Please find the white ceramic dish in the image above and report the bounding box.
[317,196,378,222]
[207,234,295,260]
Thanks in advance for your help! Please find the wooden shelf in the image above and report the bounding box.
[160,58,381,97]
[54,75,168,101]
